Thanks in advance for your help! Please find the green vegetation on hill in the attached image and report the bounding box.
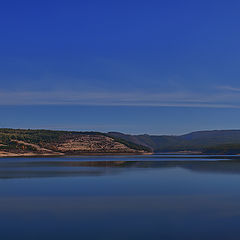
[108,130,240,154]
[202,144,240,154]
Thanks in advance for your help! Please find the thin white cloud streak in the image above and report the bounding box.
[217,85,240,92]
[1,90,240,108]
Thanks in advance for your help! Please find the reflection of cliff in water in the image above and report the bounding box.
[1,159,240,179]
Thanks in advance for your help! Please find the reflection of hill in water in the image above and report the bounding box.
[1,159,240,178]
[82,160,240,174]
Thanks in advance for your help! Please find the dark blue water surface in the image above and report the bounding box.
[1,155,240,240]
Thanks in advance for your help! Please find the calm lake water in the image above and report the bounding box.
[1,154,240,239]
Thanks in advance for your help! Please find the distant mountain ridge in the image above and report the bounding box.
[107,130,240,154]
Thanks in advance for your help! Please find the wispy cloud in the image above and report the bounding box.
[217,85,240,92]
[1,89,240,108]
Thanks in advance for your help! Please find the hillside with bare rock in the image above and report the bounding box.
[0,129,151,157]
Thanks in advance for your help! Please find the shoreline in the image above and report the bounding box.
[0,151,153,158]
[1,151,240,158]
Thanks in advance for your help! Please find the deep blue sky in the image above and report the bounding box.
[1,0,240,134]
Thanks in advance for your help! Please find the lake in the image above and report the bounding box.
[1,154,240,239]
